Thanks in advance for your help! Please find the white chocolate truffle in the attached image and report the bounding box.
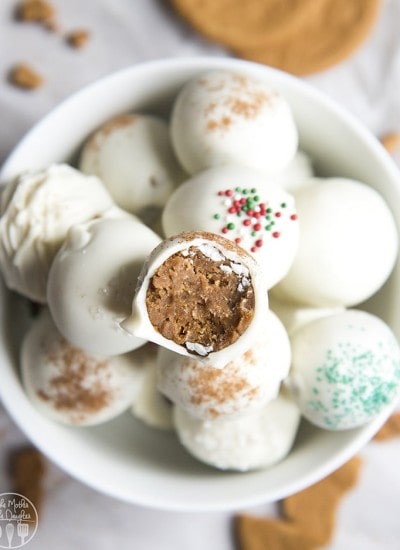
[266,151,314,193]
[80,114,185,215]
[122,231,269,369]
[47,216,161,356]
[0,164,114,303]
[157,310,290,420]
[162,165,299,289]
[131,344,173,431]
[170,70,298,175]
[21,310,146,426]
[273,178,399,307]
[269,294,344,336]
[286,310,400,430]
[173,392,301,471]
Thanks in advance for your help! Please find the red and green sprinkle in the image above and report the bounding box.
[214,187,297,252]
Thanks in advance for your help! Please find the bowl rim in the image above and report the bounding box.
[1,56,400,512]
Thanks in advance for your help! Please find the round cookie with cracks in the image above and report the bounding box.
[169,0,317,51]
[170,0,381,75]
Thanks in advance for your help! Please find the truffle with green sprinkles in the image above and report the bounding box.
[287,310,400,430]
[162,165,300,289]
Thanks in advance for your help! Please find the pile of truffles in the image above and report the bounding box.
[1,70,400,472]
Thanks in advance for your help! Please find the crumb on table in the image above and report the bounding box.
[14,0,55,25]
[66,29,90,49]
[8,63,44,90]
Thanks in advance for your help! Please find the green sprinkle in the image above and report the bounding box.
[253,195,259,202]
[227,222,235,230]
[265,215,271,220]
[281,202,287,208]
[214,213,221,220]
[266,207,272,213]
[235,186,241,192]
[265,225,272,231]
[251,231,256,237]
[242,189,249,195]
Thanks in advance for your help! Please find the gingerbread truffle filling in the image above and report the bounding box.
[145,245,255,356]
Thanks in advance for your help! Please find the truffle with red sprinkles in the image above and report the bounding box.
[162,165,299,288]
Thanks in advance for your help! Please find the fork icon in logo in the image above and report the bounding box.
[17,524,29,546]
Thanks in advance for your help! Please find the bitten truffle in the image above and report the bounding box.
[122,231,268,368]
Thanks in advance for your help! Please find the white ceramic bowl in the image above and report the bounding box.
[1,58,400,511]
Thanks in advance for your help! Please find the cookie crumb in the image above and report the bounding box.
[15,0,55,27]
[8,63,44,90]
[66,29,90,49]
[9,446,46,514]
[380,132,400,154]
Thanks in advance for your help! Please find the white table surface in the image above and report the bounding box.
[1,1,400,548]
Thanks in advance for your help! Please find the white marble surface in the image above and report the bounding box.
[1,0,400,548]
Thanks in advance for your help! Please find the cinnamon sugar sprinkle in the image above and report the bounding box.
[201,73,276,132]
[186,359,259,417]
[37,338,113,422]
[85,114,137,154]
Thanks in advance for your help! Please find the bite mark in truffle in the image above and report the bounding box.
[146,245,255,355]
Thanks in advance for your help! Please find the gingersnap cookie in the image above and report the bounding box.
[170,0,381,75]
[9,446,46,513]
[373,412,400,441]
[235,518,315,550]
[237,0,381,75]
[236,456,363,550]
[170,0,316,51]
[281,456,363,546]
[381,132,400,154]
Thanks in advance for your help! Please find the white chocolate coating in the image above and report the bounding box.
[47,216,161,356]
[162,165,299,289]
[173,392,301,471]
[21,310,146,426]
[273,178,399,307]
[286,310,400,430]
[264,151,314,193]
[0,164,114,303]
[122,231,269,369]
[157,310,290,420]
[80,114,185,215]
[170,70,298,175]
[131,344,174,431]
[269,294,344,336]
